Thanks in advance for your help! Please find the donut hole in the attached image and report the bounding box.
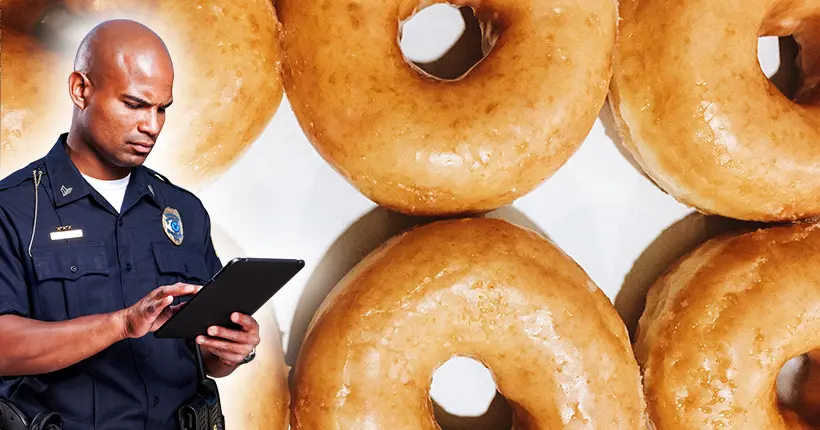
[429,356,513,429]
[777,354,809,407]
[758,35,800,100]
[398,3,499,81]
[776,352,820,425]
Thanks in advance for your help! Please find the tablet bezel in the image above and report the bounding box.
[153,257,304,339]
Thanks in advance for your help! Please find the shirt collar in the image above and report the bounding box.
[44,133,165,210]
[44,134,92,208]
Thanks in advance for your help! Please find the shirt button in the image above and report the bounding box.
[151,396,159,407]
[70,265,78,273]
[118,220,123,227]
[125,263,132,272]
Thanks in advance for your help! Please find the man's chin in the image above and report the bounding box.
[117,153,150,169]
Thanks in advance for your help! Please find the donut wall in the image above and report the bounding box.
[3,0,820,428]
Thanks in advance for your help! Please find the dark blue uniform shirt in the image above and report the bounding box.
[0,134,223,429]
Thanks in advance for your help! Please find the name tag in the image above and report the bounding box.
[50,230,83,240]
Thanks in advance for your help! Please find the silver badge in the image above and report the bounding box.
[162,207,184,246]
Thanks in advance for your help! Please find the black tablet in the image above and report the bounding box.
[154,257,304,339]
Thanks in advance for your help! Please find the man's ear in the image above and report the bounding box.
[68,71,92,110]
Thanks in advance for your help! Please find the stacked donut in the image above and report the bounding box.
[609,0,820,222]
[633,222,820,429]
[289,217,647,429]
[277,0,619,217]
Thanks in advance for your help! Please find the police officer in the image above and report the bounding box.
[0,20,261,429]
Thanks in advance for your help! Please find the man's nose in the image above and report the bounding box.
[137,109,161,139]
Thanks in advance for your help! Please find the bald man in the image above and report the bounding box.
[0,20,260,429]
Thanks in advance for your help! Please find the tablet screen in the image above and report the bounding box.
[154,257,304,339]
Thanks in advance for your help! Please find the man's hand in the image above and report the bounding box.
[197,312,260,371]
[117,283,200,339]
[0,282,198,375]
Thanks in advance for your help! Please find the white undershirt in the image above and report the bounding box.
[81,173,131,213]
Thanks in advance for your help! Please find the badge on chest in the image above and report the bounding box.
[162,207,184,246]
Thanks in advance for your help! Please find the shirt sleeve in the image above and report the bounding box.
[0,208,29,318]
[203,210,224,278]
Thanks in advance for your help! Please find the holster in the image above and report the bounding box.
[0,399,63,430]
[177,378,225,430]
[177,343,225,430]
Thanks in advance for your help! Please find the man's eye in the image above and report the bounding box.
[124,101,139,109]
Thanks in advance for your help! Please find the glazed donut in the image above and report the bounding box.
[197,225,291,428]
[215,307,290,429]
[291,218,646,429]
[0,0,58,34]
[635,222,820,429]
[207,226,291,429]
[1,30,72,173]
[609,0,820,222]
[0,0,283,191]
[277,0,617,216]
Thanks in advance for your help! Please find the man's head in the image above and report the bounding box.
[68,19,174,176]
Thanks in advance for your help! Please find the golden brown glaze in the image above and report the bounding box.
[635,222,820,429]
[0,30,73,176]
[291,218,646,429]
[0,0,284,191]
[610,0,820,222]
[193,224,291,428]
[277,0,617,216]
[0,0,59,33]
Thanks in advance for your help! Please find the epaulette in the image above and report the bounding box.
[143,166,171,184]
[141,166,200,200]
[0,161,47,192]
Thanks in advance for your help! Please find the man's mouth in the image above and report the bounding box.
[128,141,154,154]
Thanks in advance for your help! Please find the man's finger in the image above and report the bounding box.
[160,301,183,317]
[203,343,246,363]
[206,325,257,345]
[203,346,244,365]
[197,335,250,356]
[148,295,173,315]
[162,283,197,296]
[230,313,256,331]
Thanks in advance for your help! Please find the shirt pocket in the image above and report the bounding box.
[151,243,211,288]
[31,242,112,320]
